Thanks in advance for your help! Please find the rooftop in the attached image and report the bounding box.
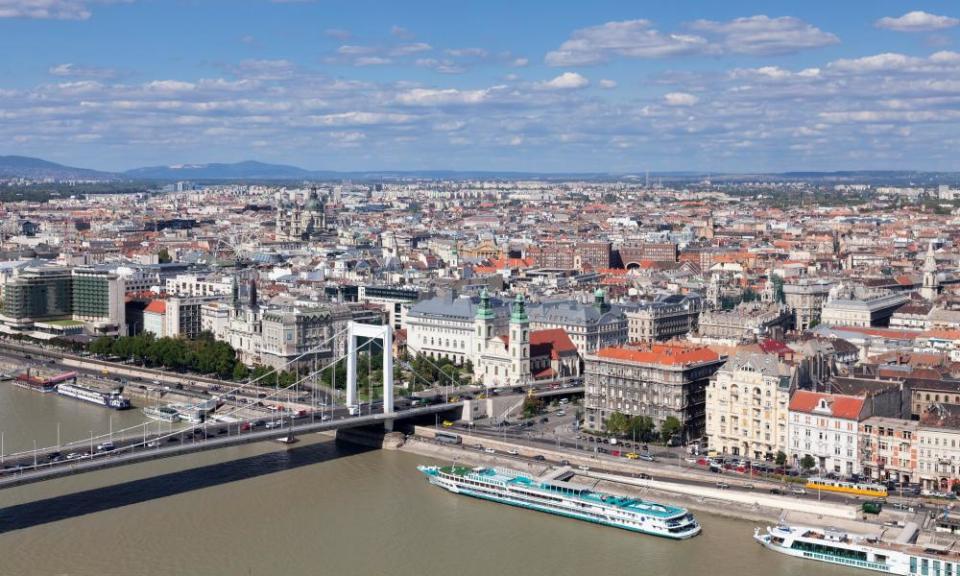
[593,343,721,366]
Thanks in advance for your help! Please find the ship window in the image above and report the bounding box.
[923,558,929,576]
[912,557,918,575]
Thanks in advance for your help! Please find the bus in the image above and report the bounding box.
[434,431,462,445]
[805,477,888,497]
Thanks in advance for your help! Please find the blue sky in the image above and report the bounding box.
[1,0,960,173]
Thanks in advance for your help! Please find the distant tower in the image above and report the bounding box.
[231,275,240,313]
[761,270,776,304]
[509,294,531,385]
[921,242,941,301]
[707,273,722,309]
[248,278,259,309]
[593,288,608,312]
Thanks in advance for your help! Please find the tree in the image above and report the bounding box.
[628,415,655,441]
[800,454,816,472]
[89,336,113,356]
[775,451,787,467]
[157,247,172,264]
[521,395,542,419]
[605,411,630,437]
[660,416,683,443]
[232,362,249,381]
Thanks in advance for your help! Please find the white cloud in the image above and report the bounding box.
[599,79,617,89]
[230,59,296,80]
[0,0,112,19]
[546,15,837,66]
[828,53,921,74]
[390,42,432,56]
[337,44,376,56]
[663,92,699,106]
[48,63,118,79]
[354,56,391,66]
[446,48,488,58]
[308,111,414,126]
[395,87,498,106]
[415,58,466,74]
[876,11,959,32]
[688,15,839,56]
[545,19,707,66]
[540,72,589,90]
[512,57,529,67]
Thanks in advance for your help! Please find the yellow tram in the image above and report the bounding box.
[805,477,888,497]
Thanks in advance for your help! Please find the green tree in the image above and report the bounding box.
[628,415,655,441]
[89,336,113,356]
[775,451,787,467]
[800,454,816,472]
[521,395,542,419]
[157,247,172,263]
[660,416,683,443]
[232,361,249,381]
[605,411,630,437]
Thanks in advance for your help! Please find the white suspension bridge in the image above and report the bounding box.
[0,322,470,490]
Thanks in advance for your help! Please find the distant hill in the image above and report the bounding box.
[124,160,316,180]
[0,156,118,181]
[3,155,960,184]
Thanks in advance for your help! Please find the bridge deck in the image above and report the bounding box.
[0,402,462,491]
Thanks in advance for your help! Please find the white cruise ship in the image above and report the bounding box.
[57,382,131,409]
[419,465,701,539]
[755,523,960,575]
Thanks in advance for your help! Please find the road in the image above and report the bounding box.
[0,400,463,489]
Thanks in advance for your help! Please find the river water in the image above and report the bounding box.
[0,383,849,576]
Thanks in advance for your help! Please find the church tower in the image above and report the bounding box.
[707,273,721,309]
[921,241,941,301]
[474,288,495,357]
[509,293,531,385]
[761,272,775,304]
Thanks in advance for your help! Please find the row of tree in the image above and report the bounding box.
[604,411,683,444]
[88,332,246,380]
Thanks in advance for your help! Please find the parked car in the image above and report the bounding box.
[639,453,655,462]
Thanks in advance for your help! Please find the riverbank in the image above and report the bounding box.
[399,433,919,537]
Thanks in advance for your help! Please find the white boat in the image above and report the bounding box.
[419,465,700,539]
[57,382,131,410]
[755,523,956,575]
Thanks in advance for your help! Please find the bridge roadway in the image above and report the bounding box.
[0,401,463,491]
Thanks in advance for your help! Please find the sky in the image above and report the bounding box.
[1,1,960,173]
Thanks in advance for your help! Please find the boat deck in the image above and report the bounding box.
[439,466,687,518]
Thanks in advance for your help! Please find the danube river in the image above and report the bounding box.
[0,384,850,576]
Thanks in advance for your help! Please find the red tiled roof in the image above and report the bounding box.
[788,390,865,420]
[144,300,166,314]
[530,328,577,360]
[594,344,720,366]
[759,339,791,355]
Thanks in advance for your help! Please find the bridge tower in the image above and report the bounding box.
[345,321,394,417]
